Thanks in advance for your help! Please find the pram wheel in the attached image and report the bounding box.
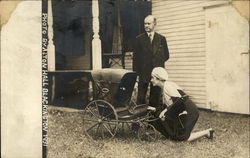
[83,100,118,140]
[138,123,157,142]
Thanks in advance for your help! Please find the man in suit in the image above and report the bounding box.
[133,15,169,107]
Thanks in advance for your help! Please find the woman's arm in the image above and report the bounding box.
[147,106,156,111]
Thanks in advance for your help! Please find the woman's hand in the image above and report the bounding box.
[147,106,156,112]
[159,108,168,121]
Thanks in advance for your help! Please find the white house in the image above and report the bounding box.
[151,0,249,114]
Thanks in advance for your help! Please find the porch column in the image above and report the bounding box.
[92,0,102,69]
[48,0,55,71]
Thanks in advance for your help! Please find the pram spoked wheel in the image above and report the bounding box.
[138,123,157,142]
[83,100,118,140]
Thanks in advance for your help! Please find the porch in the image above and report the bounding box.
[46,0,151,107]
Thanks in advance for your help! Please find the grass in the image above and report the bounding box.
[47,106,249,158]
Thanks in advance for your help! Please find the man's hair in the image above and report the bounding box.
[145,15,157,25]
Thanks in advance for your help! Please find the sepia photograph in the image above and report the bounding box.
[1,0,249,158]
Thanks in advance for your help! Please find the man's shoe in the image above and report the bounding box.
[206,129,214,139]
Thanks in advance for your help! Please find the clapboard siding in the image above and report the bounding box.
[167,70,205,75]
[161,19,204,28]
[168,43,204,50]
[168,61,205,66]
[167,30,205,37]
[158,20,205,29]
[153,1,181,7]
[168,56,206,62]
[156,9,204,19]
[168,38,205,46]
[168,77,205,82]
[154,1,228,14]
[153,1,203,10]
[166,66,205,70]
[160,25,204,34]
[157,14,204,23]
[170,50,205,54]
[155,7,204,18]
[169,74,205,79]
[184,90,206,95]
[167,34,205,41]
[152,0,229,108]
[158,15,204,26]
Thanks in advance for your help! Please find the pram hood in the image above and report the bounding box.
[90,68,137,107]
[91,68,136,83]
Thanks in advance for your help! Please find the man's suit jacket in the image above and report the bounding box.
[133,32,169,82]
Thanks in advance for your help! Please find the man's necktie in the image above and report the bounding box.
[149,33,152,43]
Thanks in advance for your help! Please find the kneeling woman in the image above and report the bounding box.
[148,67,214,141]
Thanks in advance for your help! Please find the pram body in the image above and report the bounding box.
[83,69,158,141]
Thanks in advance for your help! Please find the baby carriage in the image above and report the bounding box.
[83,68,159,141]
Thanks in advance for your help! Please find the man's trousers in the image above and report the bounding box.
[136,81,161,107]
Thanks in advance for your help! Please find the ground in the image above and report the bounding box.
[47,106,249,158]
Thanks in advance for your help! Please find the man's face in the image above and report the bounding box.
[144,17,155,33]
